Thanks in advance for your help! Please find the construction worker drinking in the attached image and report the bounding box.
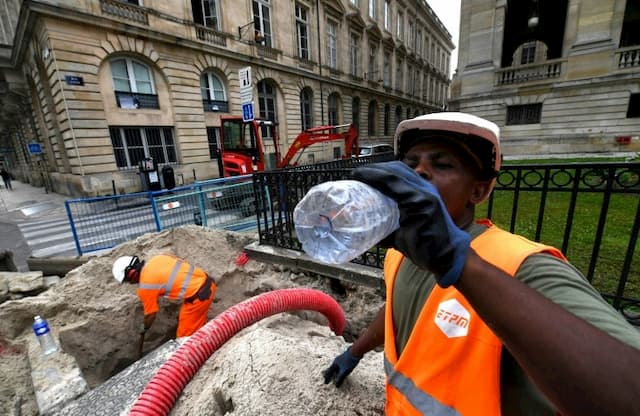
[323,112,640,416]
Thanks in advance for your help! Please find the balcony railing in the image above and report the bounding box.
[202,99,229,113]
[195,25,227,47]
[256,45,281,60]
[100,0,148,25]
[616,46,640,69]
[496,58,565,86]
[115,91,159,109]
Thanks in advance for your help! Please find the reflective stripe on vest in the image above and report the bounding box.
[139,256,200,300]
[383,221,566,415]
[384,356,461,416]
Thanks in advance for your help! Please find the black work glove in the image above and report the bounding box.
[323,347,362,388]
[351,161,471,287]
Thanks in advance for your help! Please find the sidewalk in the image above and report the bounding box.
[0,181,70,271]
[0,180,69,221]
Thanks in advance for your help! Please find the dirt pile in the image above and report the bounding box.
[0,225,385,415]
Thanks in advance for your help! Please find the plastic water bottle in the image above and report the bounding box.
[293,180,400,264]
[32,315,58,355]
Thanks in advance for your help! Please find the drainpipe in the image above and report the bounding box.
[47,41,85,176]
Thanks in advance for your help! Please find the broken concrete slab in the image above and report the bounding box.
[28,330,89,415]
[3,271,44,293]
[55,339,183,416]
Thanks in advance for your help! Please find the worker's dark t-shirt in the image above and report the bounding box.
[391,221,640,415]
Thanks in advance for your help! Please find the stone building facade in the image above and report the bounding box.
[449,0,640,157]
[0,0,452,196]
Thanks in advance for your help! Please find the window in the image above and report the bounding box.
[350,33,360,76]
[110,58,158,109]
[627,93,640,118]
[350,0,359,5]
[368,44,378,80]
[395,59,403,91]
[110,127,176,169]
[384,103,390,135]
[257,80,277,138]
[253,0,272,47]
[300,88,313,130]
[368,0,376,18]
[111,58,153,93]
[327,20,338,69]
[295,3,310,60]
[422,74,428,100]
[395,105,402,126]
[352,97,360,132]
[506,103,542,125]
[192,0,220,29]
[416,29,422,56]
[200,71,228,112]
[384,0,391,30]
[333,146,341,159]
[328,93,340,126]
[406,64,412,94]
[368,101,377,136]
[383,51,391,86]
[206,126,220,159]
[408,20,415,49]
[396,11,403,41]
[521,42,536,65]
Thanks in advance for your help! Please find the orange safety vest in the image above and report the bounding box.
[138,254,209,315]
[383,221,566,416]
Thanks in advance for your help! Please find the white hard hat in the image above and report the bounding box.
[112,256,135,283]
[395,112,501,176]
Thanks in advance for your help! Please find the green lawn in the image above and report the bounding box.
[476,164,639,304]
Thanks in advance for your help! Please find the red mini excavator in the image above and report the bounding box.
[219,116,359,176]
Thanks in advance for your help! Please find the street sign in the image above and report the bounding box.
[239,67,252,88]
[239,67,253,105]
[28,143,42,154]
[242,103,254,122]
[64,75,84,86]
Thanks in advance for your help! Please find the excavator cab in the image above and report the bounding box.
[220,117,279,176]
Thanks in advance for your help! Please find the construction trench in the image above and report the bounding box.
[0,226,386,415]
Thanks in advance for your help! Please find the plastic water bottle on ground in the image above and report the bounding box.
[32,315,58,355]
[293,180,400,264]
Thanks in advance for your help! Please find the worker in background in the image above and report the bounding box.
[112,254,216,337]
[323,112,640,415]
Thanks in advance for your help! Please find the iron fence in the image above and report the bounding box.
[253,160,640,324]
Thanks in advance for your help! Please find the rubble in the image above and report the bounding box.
[0,226,385,415]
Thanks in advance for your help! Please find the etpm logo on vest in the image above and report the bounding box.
[435,299,471,338]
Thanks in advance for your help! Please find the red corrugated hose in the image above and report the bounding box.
[129,288,346,416]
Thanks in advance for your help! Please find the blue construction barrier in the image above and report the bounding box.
[66,175,264,255]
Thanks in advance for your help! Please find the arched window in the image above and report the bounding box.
[111,58,154,93]
[300,87,313,130]
[368,100,378,136]
[257,79,278,138]
[328,93,340,126]
[200,71,228,112]
[352,97,360,132]
[110,57,158,109]
[384,103,390,135]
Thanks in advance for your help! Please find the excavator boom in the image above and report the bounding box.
[278,123,359,168]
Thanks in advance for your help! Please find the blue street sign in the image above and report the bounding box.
[242,103,254,122]
[28,143,42,154]
[64,75,84,86]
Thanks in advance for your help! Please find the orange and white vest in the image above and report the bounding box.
[383,221,566,415]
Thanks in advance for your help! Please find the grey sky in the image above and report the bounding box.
[427,0,461,73]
